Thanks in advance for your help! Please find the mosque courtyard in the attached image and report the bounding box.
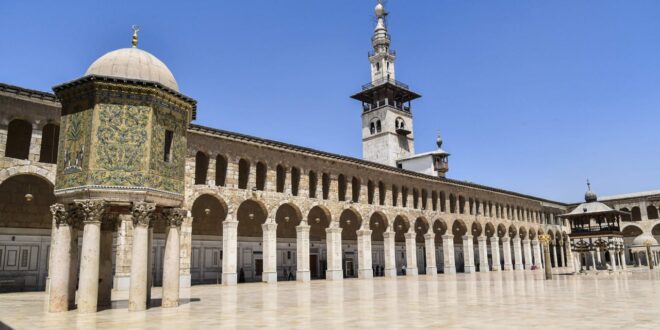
[1,270,658,329]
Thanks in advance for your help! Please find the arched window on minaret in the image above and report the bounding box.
[376,120,381,132]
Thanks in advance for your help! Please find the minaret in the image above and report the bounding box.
[351,1,421,167]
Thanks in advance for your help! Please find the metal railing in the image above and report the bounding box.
[361,77,409,91]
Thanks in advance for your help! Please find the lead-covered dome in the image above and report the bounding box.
[84,47,179,92]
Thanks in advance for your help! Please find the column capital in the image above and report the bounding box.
[522,238,530,244]
[382,231,395,239]
[131,201,156,228]
[75,199,107,224]
[491,236,499,242]
[478,236,487,242]
[223,220,238,229]
[261,223,277,231]
[357,229,373,236]
[442,234,454,240]
[502,236,510,242]
[50,203,73,227]
[326,227,342,234]
[296,224,310,232]
[463,234,473,240]
[404,232,415,239]
[164,208,187,228]
[424,233,434,240]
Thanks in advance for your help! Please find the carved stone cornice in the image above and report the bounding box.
[50,203,72,227]
[74,199,106,224]
[164,208,186,228]
[132,201,156,228]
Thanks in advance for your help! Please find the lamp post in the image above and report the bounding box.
[539,234,552,280]
[644,239,654,270]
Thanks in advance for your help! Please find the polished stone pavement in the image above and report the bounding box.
[1,270,659,329]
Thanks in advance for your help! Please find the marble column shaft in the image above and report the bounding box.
[48,204,73,313]
[490,236,500,271]
[424,233,437,275]
[532,240,542,268]
[502,237,513,271]
[404,232,418,276]
[162,209,185,308]
[357,229,373,279]
[76,200,106,313]
[463,235,475,273]
[442,234,456,274]
[383,232,397,278]
[512,237,523,270]
[325,227,343,280]
[98,225,114,308]
[222,220,238,285]
[296,225,311,282]
[262,223,278,283]
[522,239,532,269]
[128,202,155,312]
[478,236,489,272]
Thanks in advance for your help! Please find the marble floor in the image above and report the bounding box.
[1,270,659,329]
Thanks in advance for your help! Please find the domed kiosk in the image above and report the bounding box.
[47,28,195,314]
[559,182,629,272]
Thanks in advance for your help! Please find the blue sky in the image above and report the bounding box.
[2,0,659,202]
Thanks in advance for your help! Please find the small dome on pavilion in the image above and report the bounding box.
[632,235,658,247]
[85,47,179,92]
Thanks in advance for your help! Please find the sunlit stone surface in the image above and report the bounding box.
[1,270,659,329]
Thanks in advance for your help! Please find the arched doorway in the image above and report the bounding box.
[369,212,388,277]
[393,215,409,275]
[236,199,268,282]
[0,174,55,291]
[308,206,331,279]
[274,203,302,281]
[451,220,467,272]
[189,194,227,284]
[432,219,448,273]
[339,208,361,278]
[414,217,429,274]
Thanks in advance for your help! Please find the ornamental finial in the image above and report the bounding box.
[586,179,591,191]
[131,25,140,48]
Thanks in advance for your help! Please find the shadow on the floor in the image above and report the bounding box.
[106,298,201,310]
[0,321,15,330]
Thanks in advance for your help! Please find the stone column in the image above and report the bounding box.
[222,220,238,285]
[424,233,437,275]
[522,239,532,270]
[590,250,597,270]
[512,237,523,270]
[502,237,513,271]
[404,232,418,276]
[179,216,193,288]
[48,204,74,313]
[76,200,106,313]
[532,239,542,268]
[357,229,373,279]
[490,236,500,271]
[554,244,561,268]
[609,249,617,271]
[463,235,475,273]
[128,202,155,312]
[262,222,278,283]
[68,226,79,309]
[162,208,185,308]
[478,236,489,272]
[325,227,343,280]
[442,234,456,274]
[559,243,566,268]
[113,214,133,291]
[620,249,627,270]
[296,224,311,282]
[98,216,115,308]
[383,232,397,278]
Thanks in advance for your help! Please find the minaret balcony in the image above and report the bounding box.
[362,98,411,113]
[395,127,411,136]
[361,77,409,91]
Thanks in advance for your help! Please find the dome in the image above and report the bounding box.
[84,47,179,92]
[632,235,658,247]
[585,190,597,203]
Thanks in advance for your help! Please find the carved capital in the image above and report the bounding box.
[132,201,156,227]
[50,203,72,227]
[164,208,186,228]
[75,199,106,224]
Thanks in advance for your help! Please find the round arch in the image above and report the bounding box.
[0,174,55,229]
[275,203,303,239]
[369,211,388,241]
[393,215,410,242]
[191,193,228,236]
[237,199,268,237]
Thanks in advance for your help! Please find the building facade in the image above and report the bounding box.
[0,1,655,314]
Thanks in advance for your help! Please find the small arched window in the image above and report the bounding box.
[255,162,267,191]
[376,120,381,133]
[215,155,227,186]
[276,165,286,193]
[370,122,375,135]
[291,167,300,196]
[238,159,250,189]
[395,117,405,130]
[194,151,209,185]
[39,123,59,164]
[376,62,380,71]
[5,119,32,160]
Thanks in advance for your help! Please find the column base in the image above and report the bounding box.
[326,270,343,281]
[296,270,310,282]
[406,267,418,276]
[262,271,277,284]
[113,274,131,291]
[358,269,373,279]
[491,265,500,271]
[514,263,524,271]
[222,273,237,286]
[479,264,490,273]
[384,268,397,278]
[444,266,456,275]
[524,263,533,270]
[179,274,191,288]
[503,264,513,271]
[426,267,437,275]
[464,265,475,273]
